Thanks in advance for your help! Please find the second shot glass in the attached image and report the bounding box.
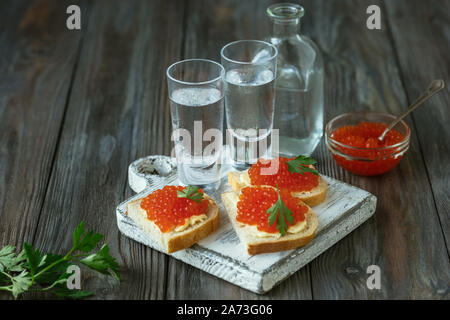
[220,40,278,169]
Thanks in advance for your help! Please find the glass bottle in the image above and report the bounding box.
[266,3,324,156]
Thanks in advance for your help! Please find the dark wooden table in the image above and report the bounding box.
[0,0,449,300]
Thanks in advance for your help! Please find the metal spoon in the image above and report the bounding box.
[378,79,445,142]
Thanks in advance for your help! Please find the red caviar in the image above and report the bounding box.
[140,185,209,233]
[330,122,406,175]
[248,157,319,192]
[236,186,308,234]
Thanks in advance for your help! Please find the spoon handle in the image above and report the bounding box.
[378,79,445,141]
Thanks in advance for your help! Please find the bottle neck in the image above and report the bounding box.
[272,19,301,38]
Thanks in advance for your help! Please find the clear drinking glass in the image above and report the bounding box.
[166,59,225,189]
[220,40,278,169]
[266,3,324,156]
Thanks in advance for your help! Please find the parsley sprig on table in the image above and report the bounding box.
[266,185,294,236]
[177,185,204,203]
[286,155,319,175]
[0,221,119,299]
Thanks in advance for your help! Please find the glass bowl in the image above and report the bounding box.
[325,111,411,176]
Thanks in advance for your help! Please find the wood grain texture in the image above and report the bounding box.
[305,0,450,299]
[0,0,86,299]
[384,0,450,253]
[0,0,448,300]
[21,0,185,299]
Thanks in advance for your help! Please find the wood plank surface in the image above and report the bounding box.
[0,0,448,300]
[306,0,450,299]
[18,0,185,299]
[385,0,450,253]
[0,0,87,299]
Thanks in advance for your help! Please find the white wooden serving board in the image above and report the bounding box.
[116,155,377,294]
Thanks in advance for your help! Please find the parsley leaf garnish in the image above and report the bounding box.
[10,270,32,299]
[0,221,120,299]
[266,186,294,236]
[72,221,104,253]
[286,155,319,175]
[0,245,26,273]
[79,244,120,279]
[177,185,204,203]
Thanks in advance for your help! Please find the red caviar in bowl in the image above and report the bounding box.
[140,185,209,233]
[331,122,404,149]
[329,122,407,175]
[236,186,308,234]
[248,157,319,192]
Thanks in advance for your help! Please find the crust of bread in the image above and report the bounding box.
[228,169,327,207]
[221,189,318,255]
[126,194,219,254]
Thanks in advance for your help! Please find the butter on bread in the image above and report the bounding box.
[126,194,219,254]
[221,187,318,255]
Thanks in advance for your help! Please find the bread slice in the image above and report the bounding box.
[221,190,318,255]
[126,194,219,254]
[228,169,327,207]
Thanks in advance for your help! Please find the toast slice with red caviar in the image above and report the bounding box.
[228,156,327,207]
[228,170,327,207]
[126,189,219,254]
[221,186,318,255]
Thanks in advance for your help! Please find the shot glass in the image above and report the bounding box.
[166,59,225,189]
[220,40,278,169]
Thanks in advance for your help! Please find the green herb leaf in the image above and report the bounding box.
[11,270,32,299]
[34,253,70,285]
[0,221,120,299]
[79,244,120,280]
[0,246,26,273]
[0,246,16,271]
[73,221,85,248]
[177,185,204,203]
[73,221,104,253]
[286,155,319,175]
[23,242,47,277]
[265,186,294,236]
